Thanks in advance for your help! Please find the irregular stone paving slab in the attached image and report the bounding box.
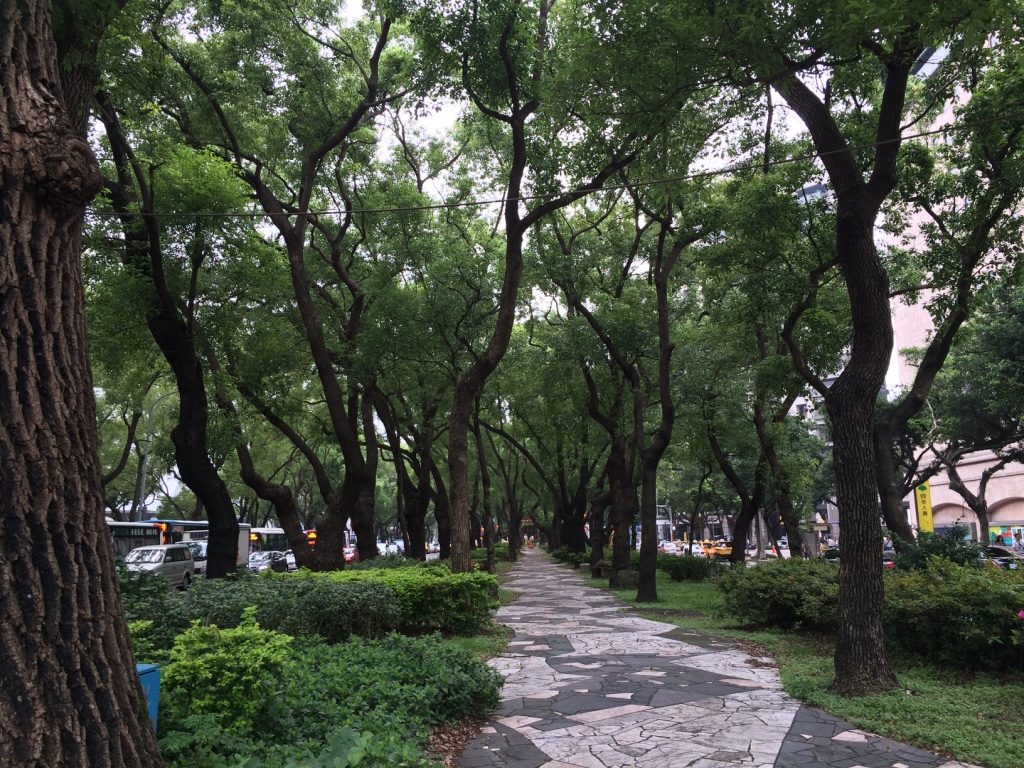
[459,549,984,768]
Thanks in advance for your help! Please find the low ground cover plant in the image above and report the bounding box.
[150,612,502,768]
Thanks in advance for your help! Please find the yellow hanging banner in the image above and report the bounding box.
[915,481,934,533]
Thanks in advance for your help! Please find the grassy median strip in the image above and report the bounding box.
[591,570,1024,768]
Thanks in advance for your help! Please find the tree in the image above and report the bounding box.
[0,0,162,762]
[689,0,1005,695]
[874,28,1024,543]
[416,0,641,572]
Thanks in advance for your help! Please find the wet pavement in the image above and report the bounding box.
[459,549,982,768]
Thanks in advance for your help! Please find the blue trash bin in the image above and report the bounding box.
[136,663,161,732]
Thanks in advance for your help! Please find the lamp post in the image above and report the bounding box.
[131,391,176,521]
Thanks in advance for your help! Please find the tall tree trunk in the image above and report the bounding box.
[430,461,452,560]
[473,408,495,573]
[829,397,897,693]
[873,426,917,545]
[588,488,610,577]
[0,0,162,762]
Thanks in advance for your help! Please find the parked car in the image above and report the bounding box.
[681,541,705,557]
[982,545,1024,570]
[125,544,194,589]
[249,550,288,573]
[187,540,208,576]
[658,540,679,554]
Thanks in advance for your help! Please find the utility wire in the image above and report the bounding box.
[89,107,1022,221]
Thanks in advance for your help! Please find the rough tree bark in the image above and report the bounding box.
[0,0,163,763]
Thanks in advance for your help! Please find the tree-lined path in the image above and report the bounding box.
[461,552,978,768]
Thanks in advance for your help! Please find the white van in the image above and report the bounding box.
[125,544,195,589]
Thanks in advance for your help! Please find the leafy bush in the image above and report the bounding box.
[118,563,172,622]
[717,558,839,630]
[306,565,498,636]
[158,616,503,768]
[894,527,984,571]
[177,574,402,643]
[657,554,724,582]
[885,558,1024,667]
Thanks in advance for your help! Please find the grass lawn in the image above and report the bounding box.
[590,570,1024,768]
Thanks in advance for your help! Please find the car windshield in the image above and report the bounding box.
[249,552,271,562]
[126,548,163,564]
[188,542,207,558]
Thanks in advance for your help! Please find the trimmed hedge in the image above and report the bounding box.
[657,553,725,582]
[717,558,839,630]
[471,543,512,562]
[177,575,402,643]
[296,565,498,636]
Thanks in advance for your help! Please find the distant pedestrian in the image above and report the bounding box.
[1013,531,1024,555]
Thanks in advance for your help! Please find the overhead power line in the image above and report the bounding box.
[89,107,1022,221]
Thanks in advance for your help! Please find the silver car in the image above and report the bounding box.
[125,544,195,589]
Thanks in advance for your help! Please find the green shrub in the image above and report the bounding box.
[117,563,172,622]
[884,558,1024,667]
[175,574,402,643]
[158,616,503,768]
[717,558,839,630]
[894,527,984,571]
[162,608,295,737]
[470,543,511,562]
[657,554,724,582]
[306,565,498,636]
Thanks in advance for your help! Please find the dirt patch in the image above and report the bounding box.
[428,714,488,767]
[733,638,777,666]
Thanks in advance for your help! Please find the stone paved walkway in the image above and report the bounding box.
[459,549,982,768]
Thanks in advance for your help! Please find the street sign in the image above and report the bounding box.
[914,481,934,533]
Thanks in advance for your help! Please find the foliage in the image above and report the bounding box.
[717,559,839,630]
[118,563,171,622]
[657,554,725,582]
[299,565,498,636]
[893,527,984,571]
[161,609,295,735]
[884,559,1024,668]
[176,574,402,643]
[717,556,1024,668]
[470,543,512,562]
[350,554,431,570]
[158,614,502,768]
